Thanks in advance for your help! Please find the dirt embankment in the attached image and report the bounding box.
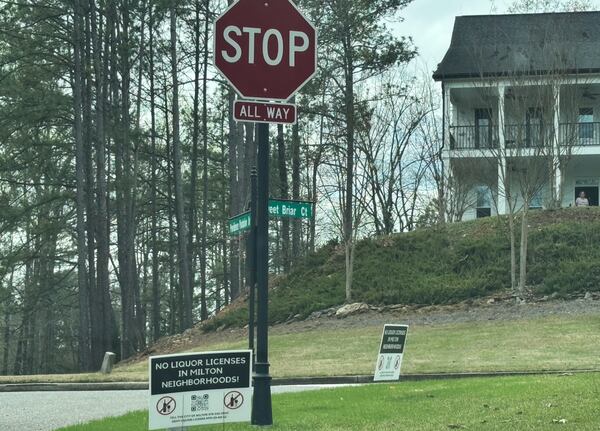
[121,292,600,366]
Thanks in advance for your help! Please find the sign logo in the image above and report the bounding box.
[156,396,176,416]
[224,391,244,410]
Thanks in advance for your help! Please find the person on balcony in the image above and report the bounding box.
[575,191,590,207]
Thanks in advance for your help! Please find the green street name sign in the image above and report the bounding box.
[229,211,252,237]
[228,200,313,237]
[268,199,313,219]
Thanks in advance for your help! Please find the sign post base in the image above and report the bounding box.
[251,365,272,425]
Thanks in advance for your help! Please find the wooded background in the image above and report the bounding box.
[0,0,451,376]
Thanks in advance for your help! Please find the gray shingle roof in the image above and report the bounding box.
[433,11,600,81]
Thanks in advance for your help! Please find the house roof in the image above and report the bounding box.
[433,11,600,81]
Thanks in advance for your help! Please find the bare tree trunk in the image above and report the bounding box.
[40,221,58,374]
[148,3,160,342]
[220,109,230,306]
[309,160,318,252]
[170,1,193,329]
[97,0,115,357]
[2,268,14,375]
[82,1,105,369]
[134,1,148,350]
[25,311,36,374]
[188,0,201,323]
[114,0,139,359]
[73,0,92,371]
[13,319,24,375]
[168,163,180,333]
[199,0,210,321]
[91,0,106,361]
[277,124,290,272]
[343,37,355,303]
[162,84,179,334]
[309,93,326,253]
[83,10,98,364]
[508,214,517,292]
[518,207,529,298]
[23,241,37,374]
[291,120,301,259]
[437,175,446,225]
[2,305,9,375]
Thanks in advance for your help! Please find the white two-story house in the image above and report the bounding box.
[434,11,600,220]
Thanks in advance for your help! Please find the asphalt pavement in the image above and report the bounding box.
[0,385,352,431]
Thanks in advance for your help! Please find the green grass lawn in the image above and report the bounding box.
[57,373,600,430]
[114,313,600,378]
[2,313,599,384]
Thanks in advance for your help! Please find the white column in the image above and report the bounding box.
[443,84,451,148]
[552,84,562,206]
[497,84,507,215]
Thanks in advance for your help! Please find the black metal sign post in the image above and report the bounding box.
[214,1,316,426]
[247,169,257,359]
[252,123,272,425]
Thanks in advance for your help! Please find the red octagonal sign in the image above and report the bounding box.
[214,0,317,102]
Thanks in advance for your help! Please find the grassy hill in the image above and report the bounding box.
[207,208,600,330]
[4,209,599,384]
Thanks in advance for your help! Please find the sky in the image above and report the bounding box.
[398,0,600,72]
[400,0,498,70]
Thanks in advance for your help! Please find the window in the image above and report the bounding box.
[475,109,492,148]
[578,108,594,140]
[476,186,492,218]
[530,190,543,210]
[526,107,543,147]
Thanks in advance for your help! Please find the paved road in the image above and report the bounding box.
[0,385,353,431]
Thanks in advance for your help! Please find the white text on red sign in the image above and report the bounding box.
[222,27,309,67]
[234,101,297,125]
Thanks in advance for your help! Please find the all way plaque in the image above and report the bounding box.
[373,324,408,382]
[234,100,297,125]
[148,350,252,429]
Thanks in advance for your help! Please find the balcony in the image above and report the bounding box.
[449,123,600,150]
[504,124,550,149]
[449,125,499,150]
[560,122,600,147]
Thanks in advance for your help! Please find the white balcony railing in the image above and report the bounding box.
[449,123,600,150]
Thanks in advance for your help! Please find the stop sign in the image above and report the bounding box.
[214,0,317,102]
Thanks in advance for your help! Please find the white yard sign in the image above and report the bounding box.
[373,324,408,382]
[148,350,252,430]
